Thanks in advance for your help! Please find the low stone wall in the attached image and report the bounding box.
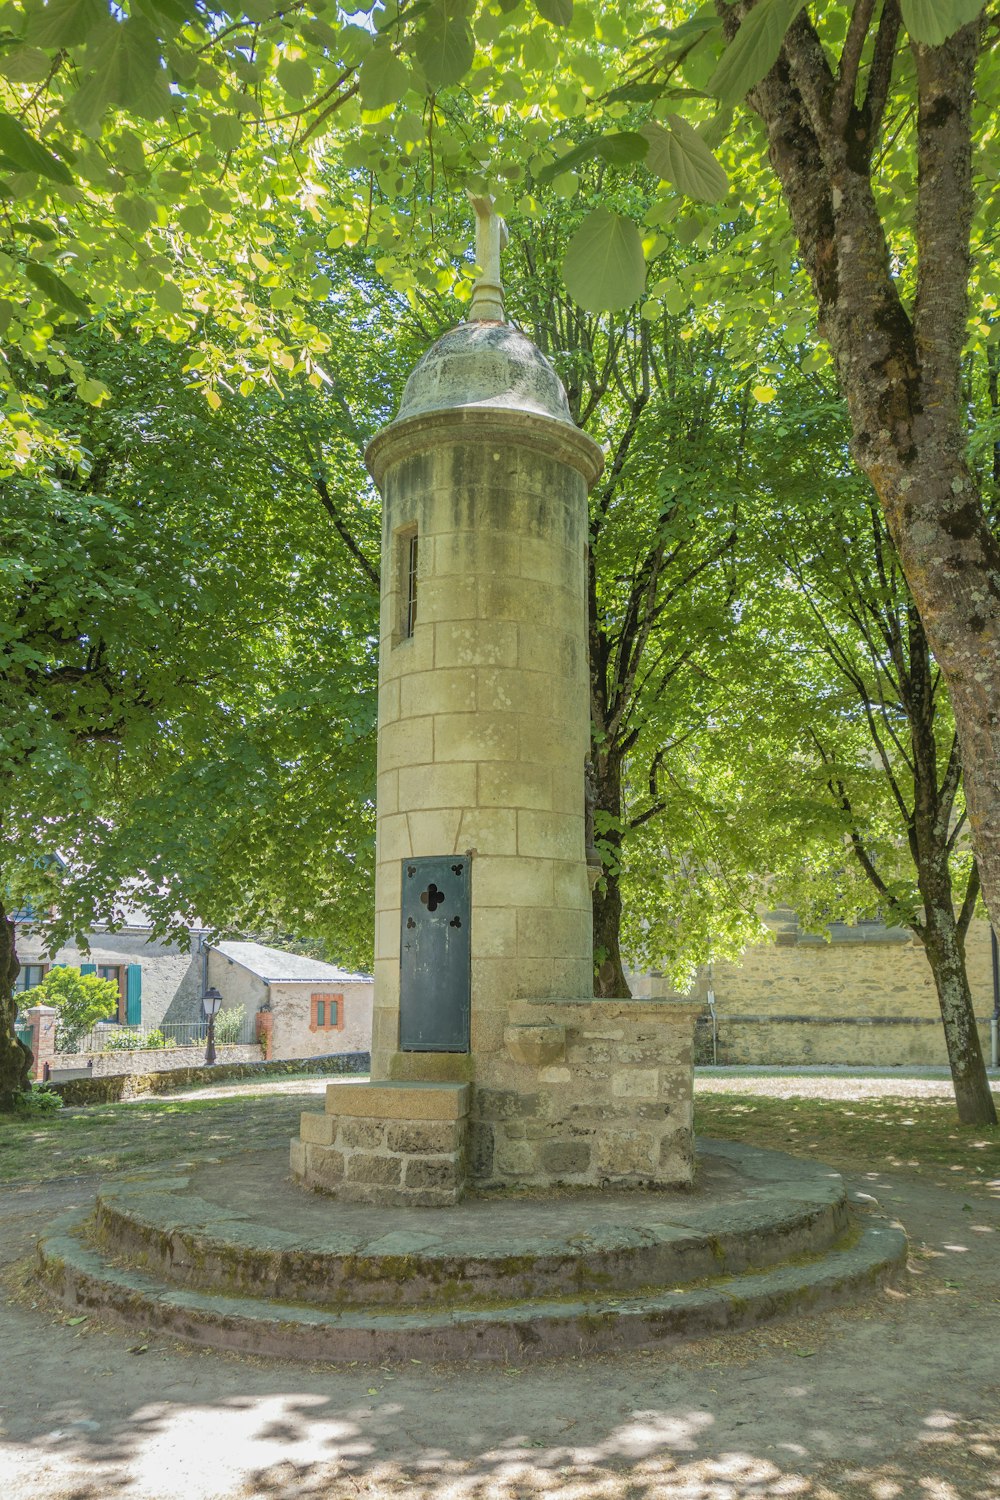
[53,1044,261,1078]
[696,1014,993,1067]
[474,999,700,1191]
[50,1051,371,1105]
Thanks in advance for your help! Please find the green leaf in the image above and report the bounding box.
[113,193,155,233]
[276,56,314,98]
[563,207,646,313]
[708,0,804,107]
[177,202,210,235]
[413,3,474,91]
[23,0,107,49]
[536,131,648,185]
[0,47,52,83]
[209,115,243,152]
[900,0,984,46]
[12,218,59,241]
[153,279,184,313]
[0,114,73,185]
[71,18,170,132]
[359,45,412,110]
[640,117,728,202]
[132,0,195,30]
[24,261,90,317]
[533,0,572,26]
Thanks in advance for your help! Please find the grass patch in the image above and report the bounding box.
[0,1088,324,1187]
[4,1079,999,1198]
[695,1091,1000,1197]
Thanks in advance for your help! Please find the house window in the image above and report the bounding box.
[17,964,47,993]
[310,992,344,1032]
[396,526,418,642]
[97,965,127,1019]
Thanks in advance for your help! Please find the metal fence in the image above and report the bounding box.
[58,1013,260,1055]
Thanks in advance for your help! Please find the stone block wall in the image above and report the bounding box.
[51,1043,262,1078]
[639,918,997,1068]
[473,1000,700,1191]
[293,1081,469,1207]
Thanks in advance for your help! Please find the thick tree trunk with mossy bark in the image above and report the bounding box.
[722,5,997,1121]
[591,751,632,999]
[920,901,995,1126]
[0,898,30,1112]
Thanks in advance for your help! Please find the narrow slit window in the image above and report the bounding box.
[404,531,418,638]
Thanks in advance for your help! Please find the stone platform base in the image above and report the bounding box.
[38,1140,907,1364]
[292,1080,469,1207]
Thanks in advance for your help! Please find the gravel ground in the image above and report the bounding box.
[695,1068,1000,1102]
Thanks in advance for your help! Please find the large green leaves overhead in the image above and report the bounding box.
[901,0,985,46]
[708,0,804,107]
[563,207,646,313]
[70,16,170,131]
[23,0,107,49]
[360,45,412,110]
[413,2,474,90]
[640,117,728,202]
[0,112,72,183]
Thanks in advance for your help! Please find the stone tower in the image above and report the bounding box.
[293,208,700,1204]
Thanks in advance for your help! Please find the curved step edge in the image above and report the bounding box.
[38,1210,908,1365]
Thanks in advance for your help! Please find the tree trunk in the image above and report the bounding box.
[747,17,1000,928]
[0,898,30,1112]
[591,751,632,998]
[920,898,996,1126]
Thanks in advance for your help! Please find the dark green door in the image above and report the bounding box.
[399,855,471,1052]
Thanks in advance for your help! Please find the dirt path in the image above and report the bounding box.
[1,1141,998,1499]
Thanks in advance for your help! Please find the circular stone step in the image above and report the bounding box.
[87,1140,851,1309]
[38,1213,905,1365]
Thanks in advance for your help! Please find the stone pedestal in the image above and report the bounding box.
[477,999,702,1190]
[292,1081,469,1206]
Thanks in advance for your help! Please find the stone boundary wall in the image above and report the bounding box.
[53,1043,261,1078]
[695,1014,992,1067]
[50,1051,371,1105]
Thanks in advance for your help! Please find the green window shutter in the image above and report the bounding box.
[80,964,96,976]
[125,964,142,1024]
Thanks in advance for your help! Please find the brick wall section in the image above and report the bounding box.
[293,1081,469,1207]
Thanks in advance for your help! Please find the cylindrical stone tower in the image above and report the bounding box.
[365,318,603,1085]
[293,208,700,1202]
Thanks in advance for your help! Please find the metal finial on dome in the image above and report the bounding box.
[466,191,507,323]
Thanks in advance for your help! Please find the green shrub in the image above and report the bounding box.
[103,1026,144,1052]
[214,1005,246,1044]
[144,1028,167,1050]
[14,1084,64,1114]
[31,968,119,1053]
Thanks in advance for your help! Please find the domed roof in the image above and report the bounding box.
[394,321,576,427]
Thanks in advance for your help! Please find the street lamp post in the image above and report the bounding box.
[203,986,222,1066]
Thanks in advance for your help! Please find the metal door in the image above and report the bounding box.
[399,855,471,1052]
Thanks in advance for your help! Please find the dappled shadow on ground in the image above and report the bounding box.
[2,1088,1000,1500]
[2,1383,998,1500]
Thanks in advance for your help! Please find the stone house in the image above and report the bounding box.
[14,912,208,1035]
[208,942,373,1061]
[15,918,373,1062]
